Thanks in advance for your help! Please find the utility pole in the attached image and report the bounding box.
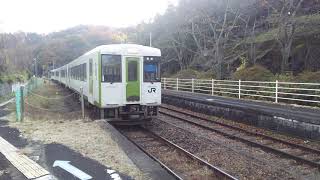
[149,32,152,47]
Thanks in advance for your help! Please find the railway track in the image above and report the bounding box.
[116,125,237,180]
[159,104,320,169]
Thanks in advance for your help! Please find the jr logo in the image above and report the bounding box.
[148,88,156,93]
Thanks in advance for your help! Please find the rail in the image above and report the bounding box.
[118,126,237,180]
[161,78,320,106]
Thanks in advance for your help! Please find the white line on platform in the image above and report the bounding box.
[53,160,92,180]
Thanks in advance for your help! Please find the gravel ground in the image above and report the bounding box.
[160,107,320,163]
[145,116,320,179]
[5,82,146,179]
[119,127,220,180]
[162,104,320,151]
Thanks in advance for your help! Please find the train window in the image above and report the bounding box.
[89,59,93,77]
[80,64,84,81]
[128,61,138,81]
[83,63,87,81]
[143,56,160,82]
[101,55,121,83]
[61,70,66,78]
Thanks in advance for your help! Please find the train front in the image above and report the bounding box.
[140,56,161,118]
[100,45,161,124]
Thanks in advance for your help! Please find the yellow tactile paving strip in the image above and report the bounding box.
[0,136,49,179]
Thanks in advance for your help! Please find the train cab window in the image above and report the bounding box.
[101,55,121,83]
[144,56,160,82]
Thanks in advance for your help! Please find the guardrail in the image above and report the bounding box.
[161,78,320,106]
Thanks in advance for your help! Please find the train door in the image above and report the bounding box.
[89,59,93,102]
[125,57,140,102]
[93,58,99,105]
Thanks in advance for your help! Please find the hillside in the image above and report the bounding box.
[0,25,123,82]
[127,0,320,81]
[1,0,320,83]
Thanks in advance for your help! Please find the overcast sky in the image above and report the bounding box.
[0,0,178,34]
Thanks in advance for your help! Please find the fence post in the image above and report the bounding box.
[275,80,278,103]
[212,79,215,96]
[238,80,241,99]
[80,87,85,119]
[15,86,24,122]
[163,78,167,90]
[176,78,179,91]
[192,78,194,93]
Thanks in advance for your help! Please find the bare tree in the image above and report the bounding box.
[249,17,257,65]
[275,0,304,73]
[203,0,241,79]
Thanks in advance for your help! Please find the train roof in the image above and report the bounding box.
[85,44,161,57]
[50,44,161,72]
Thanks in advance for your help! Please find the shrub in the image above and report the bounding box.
[197,71,215,79]
[170,69,215,79]
[296,71,320,83]
[170,69,200,79]
[232,65,274,81]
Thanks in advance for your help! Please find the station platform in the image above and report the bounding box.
[162,90,320,139]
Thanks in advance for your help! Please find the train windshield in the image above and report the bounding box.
[101,54,122,83]
[144,56,160,82]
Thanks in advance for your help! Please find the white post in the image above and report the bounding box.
[191,78,194,93]
[212,79,215,96]
[238,80,241,99]
[275,80,278,103]
[176,78,179,91]
[80,87,85,119]
[164,78,166,90]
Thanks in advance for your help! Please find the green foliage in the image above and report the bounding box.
[233,65,274,81]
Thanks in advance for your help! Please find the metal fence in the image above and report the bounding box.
[22,77,44,97]
[161,78,320,106]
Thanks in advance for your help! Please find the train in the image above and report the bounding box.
[50,44,161,122]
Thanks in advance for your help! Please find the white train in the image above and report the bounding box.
[51,44,161,122]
